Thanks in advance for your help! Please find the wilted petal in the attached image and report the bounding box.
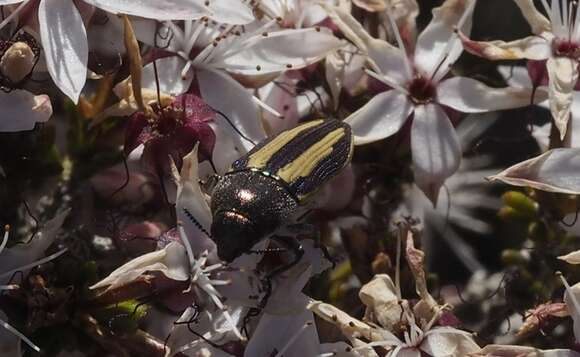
[513,0,551,34]
[141,56,193,96]
[519,302,568,336]
[438,76,548,113]
[422,327,479,356]
[39,0,88,103]
[406,232,438,311]
[560,250,580,264]
[218,28,343,75]
[358,274,402,331]
[547,57,579,140]
[197,69,266,151]
[308,300,379,341]
[414,0,474,77]
[411,104,461,205]
[83,0,209,20]
[460,32,551,61]
[90,242,189,291]
[488,148,580,194]
[345,90,412,145]
[0,91,52,132]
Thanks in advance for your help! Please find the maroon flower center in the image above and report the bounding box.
[553,38,580,59]
[151,106,185,137]
[408,76,437,104]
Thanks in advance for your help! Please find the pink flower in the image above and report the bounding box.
[124,93,216,174]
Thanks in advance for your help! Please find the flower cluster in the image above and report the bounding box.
[4,0,580,356]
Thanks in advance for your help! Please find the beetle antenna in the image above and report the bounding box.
[211,108,257,146]
[182,207,212,239]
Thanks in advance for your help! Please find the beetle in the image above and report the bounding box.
[209,118,354,270]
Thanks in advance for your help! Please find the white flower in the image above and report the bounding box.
[132,18,343,157]
[324,0,544,204]
[460,0,580,140]
[0,0,252,103]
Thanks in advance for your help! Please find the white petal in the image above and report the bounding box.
[414,0,474,76]
[547,57,579,140]
[175,145,216,254]
[345,90,412,145]
[141,56,194,96]
[322,4,411,83]
[488,148,580,194]
[0,91,52,132]
[197,69,266,151]
[90,242,189,290]
[217,28,343,75]
[83,0,209,20]
[564,282,580,344]
[39,0,88,103]
[411,104,461,205]
[438,76,548,113]
[559,250,580,264]
[460,34,551,61]
[244,310,318,357]
[206,0,254,24]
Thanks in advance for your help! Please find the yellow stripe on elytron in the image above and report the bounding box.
[246,120,323,169]
[277,128,346,184]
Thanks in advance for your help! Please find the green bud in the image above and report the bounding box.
[501,249,528,266]
[502,191,539,219]
[498,206,529,221]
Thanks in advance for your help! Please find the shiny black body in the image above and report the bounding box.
[210,169,299,262]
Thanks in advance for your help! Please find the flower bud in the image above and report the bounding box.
[501,249,529,266]
[498,206,529,221]
[0,41,35,83]
[502,191,539,219]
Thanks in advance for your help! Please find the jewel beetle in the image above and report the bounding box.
[209,119,353,268]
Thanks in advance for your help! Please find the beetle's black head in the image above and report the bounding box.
[211,210,259,262]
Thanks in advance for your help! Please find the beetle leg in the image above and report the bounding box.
[241,237,304,336]
[266,235,304,280]
[312,229,336,269]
